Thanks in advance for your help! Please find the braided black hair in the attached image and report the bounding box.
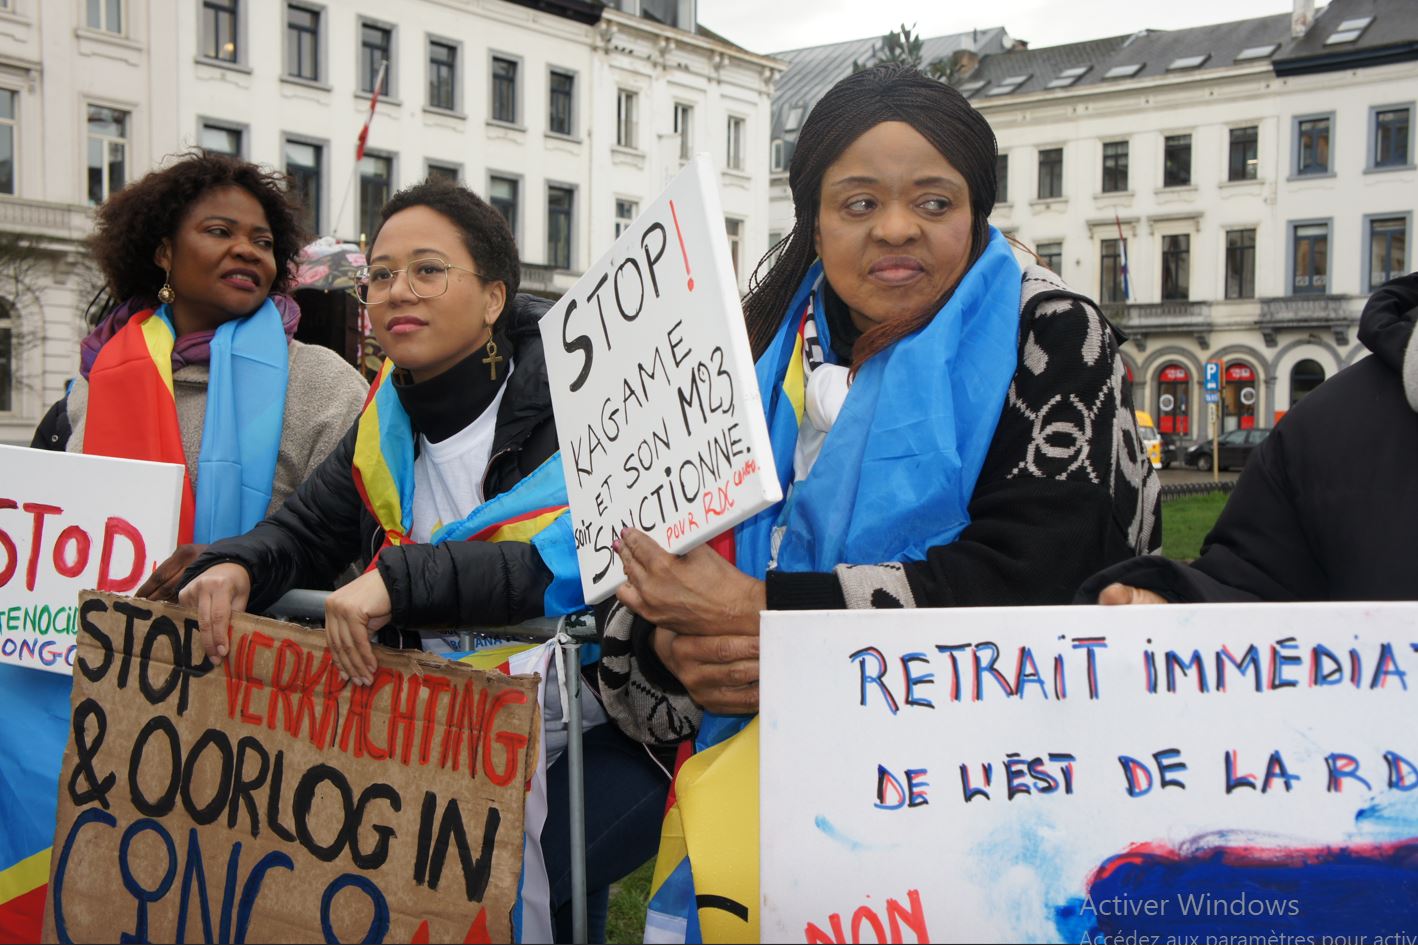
[743,64,998,362]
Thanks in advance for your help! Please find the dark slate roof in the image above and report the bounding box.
[952,34,1132,99]
[768,28,1011,141]
[1273,0,1418,74]
[694,22,753,52]
[501,0,603,26]
[956,12,1296,101]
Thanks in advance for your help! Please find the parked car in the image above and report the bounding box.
[1135,410,1162,470]
[1185,427,1271,471]
[1158,433,1179,470]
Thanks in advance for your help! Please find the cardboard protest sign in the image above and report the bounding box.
[540,156,779,604]
[44,591,538,944]
[0,446,181,674]
[760,603,1418,943]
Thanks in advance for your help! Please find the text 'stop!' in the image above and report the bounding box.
[539,156,779,604]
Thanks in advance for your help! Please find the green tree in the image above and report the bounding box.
[852,23,958,81]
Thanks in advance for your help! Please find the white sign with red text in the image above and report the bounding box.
[540,156,779,604]
[0,444,181,674]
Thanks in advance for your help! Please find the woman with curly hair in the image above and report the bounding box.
[33,150,368,596]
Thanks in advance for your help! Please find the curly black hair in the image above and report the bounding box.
[88,150,307,303]
[374,178,521,300]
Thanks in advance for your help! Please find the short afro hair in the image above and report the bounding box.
[373,178,521,300]
[89,150,307,303]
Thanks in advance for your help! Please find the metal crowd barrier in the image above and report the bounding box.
[1159,480,1237,502]
[266,590,599,944]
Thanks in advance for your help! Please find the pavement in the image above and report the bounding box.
[1158,466,1240,484]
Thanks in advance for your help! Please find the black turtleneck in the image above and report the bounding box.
[392,330,509,443]
[821,282,862,364]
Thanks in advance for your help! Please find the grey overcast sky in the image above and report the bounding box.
[698,0,1300,55]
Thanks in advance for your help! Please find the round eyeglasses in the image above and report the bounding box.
[355,257,483,305]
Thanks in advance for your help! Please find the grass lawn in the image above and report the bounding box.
[607,860,656,944]
[1160,491,1230,562]
[603,490,1231,942]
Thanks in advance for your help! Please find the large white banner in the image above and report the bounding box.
[760,603,1418,943]
[540,156,779,604]
[0,444,181,673]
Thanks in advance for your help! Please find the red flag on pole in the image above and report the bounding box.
[1113,211,1132,302]
[356,60,389,162]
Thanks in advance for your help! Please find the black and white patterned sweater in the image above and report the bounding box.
[598,265,1162,747]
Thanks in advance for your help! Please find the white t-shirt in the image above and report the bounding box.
[403,368,609,758]
[409,381,509,544]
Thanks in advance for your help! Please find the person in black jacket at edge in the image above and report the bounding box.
[177,179,668,943]
[1083,271,1418,605]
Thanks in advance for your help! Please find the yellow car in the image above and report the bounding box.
[1135,410,1162,470]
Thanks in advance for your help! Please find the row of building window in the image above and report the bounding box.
[616,90,747,168]
[59,96,742,272]
[1075,215,1409,304]
[285,141,746,272]
[992,106,1412,203]
[198,2,757,167]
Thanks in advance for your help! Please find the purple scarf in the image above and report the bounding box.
[78,294,302,379]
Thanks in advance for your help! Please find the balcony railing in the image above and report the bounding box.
[0,197,92,243]
[1101,300,1211,331]
[1258,294,1360,326]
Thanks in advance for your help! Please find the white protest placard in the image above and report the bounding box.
[0,444,181,674]
[540,156,779,603]
[760,603,1418,943]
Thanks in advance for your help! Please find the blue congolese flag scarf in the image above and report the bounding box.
[84,299,290,544]
[643,228,1023,943]
[351,358,585,616]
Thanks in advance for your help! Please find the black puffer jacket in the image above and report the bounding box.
[1080,272,1418,602]
[181,294,560,628]
[30,396,71,451]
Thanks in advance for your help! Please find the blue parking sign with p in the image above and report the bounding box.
[1204,361,1221,392]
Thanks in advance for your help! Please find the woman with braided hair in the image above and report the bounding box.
[596,64,1161,942]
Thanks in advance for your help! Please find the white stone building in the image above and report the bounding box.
[0,0,782,445]
[766,0,1416,444]
[972,0,1416,441]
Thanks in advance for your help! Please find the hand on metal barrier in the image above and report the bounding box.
[323,570,393,685]
[177,561,253,665]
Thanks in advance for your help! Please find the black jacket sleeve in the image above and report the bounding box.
[182,421,367,612]
[376,539,553,628]
[767,293,1160,610]
[376,409,559,630]
[31,396,70,451]
[1078,396,1323,605]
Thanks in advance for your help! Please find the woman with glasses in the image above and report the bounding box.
[179,177,669,943]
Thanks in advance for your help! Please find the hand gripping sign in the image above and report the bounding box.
[540,156,779,604]
[0,446,182,674]
[44,592,538,944]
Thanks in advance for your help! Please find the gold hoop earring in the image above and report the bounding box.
[157,269,175,305]
[481,336,503,381]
